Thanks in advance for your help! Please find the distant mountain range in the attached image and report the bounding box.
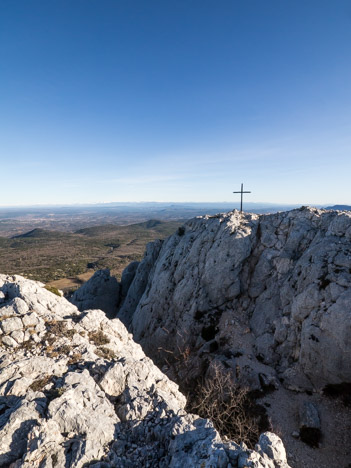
[324,205,351,211]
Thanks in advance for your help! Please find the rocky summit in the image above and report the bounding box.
[75,206,351,467]
[117,207,351,391]
[0,274,290,468]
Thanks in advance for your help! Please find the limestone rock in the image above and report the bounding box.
[120,260,139,298]
[116,207,351,392]
[257,432,288,465]
[298,402,322,448]
[70,269,120,317]
[0,274,289,468]
[110,207,351,466]
[118,239,163,327]
[0,291,5,304]
[0,316,23,334]
[299,402,320,430]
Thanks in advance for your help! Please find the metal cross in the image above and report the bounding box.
[233,183,251,213]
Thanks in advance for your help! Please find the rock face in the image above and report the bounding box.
[118,240,163,327]
[116,207,351,393]
[70,269,120,317]
[0,275,290,468]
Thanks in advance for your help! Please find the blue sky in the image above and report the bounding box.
[1,0,351,205]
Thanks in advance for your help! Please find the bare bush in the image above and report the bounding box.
[188,363,261,448]
[157,327,201,384]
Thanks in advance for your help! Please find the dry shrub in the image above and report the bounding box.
[67,352,82,365]
[45,386,65,402]
[157,327,201,385]
[89,330,110,345]
[188,363,262,448]
[45,320,76,339]
[55,344,71,355]
[29,375,52,391]
[95,346,116,360]
[46,346,59,358]
[20,339,36,351]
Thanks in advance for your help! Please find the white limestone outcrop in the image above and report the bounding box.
[117,207,351,392]
[0,274,289,468]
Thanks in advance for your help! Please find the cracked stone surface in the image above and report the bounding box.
[0,274,289,468]
[107,206,351,467]
[115,207,351,393]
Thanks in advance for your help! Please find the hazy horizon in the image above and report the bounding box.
[0,200,343,210]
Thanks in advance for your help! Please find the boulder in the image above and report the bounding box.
[299,402,322,448]
[70,269,120,317]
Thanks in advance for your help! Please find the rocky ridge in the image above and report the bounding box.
[114,207,351,392]
[76,206,351,467]
[0,274,290,468]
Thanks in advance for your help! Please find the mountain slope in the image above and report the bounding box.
[12,228,71,239]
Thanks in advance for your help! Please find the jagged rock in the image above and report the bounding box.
[299,402,322,448]
[70,269,120,317]
[0,297,29,317]
[47,370,118,465]
[1,335,18,347]
[299,402,320,430]
[0,316,23,334]
[0,274,289,468]
[116,207,351,392]
[0,395,45,467]
[238,432,290,468]
[257,433,288,465]
[120,260,139,298]
[118,239,164,327]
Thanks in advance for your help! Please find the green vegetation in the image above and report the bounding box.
[44,285,61,296]
[0,220,181,291]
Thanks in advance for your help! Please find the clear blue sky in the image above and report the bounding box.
[1,0,350,205]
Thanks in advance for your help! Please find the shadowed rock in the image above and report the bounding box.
[70,269,120,318]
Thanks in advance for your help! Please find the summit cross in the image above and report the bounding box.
[233,183,251,213]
